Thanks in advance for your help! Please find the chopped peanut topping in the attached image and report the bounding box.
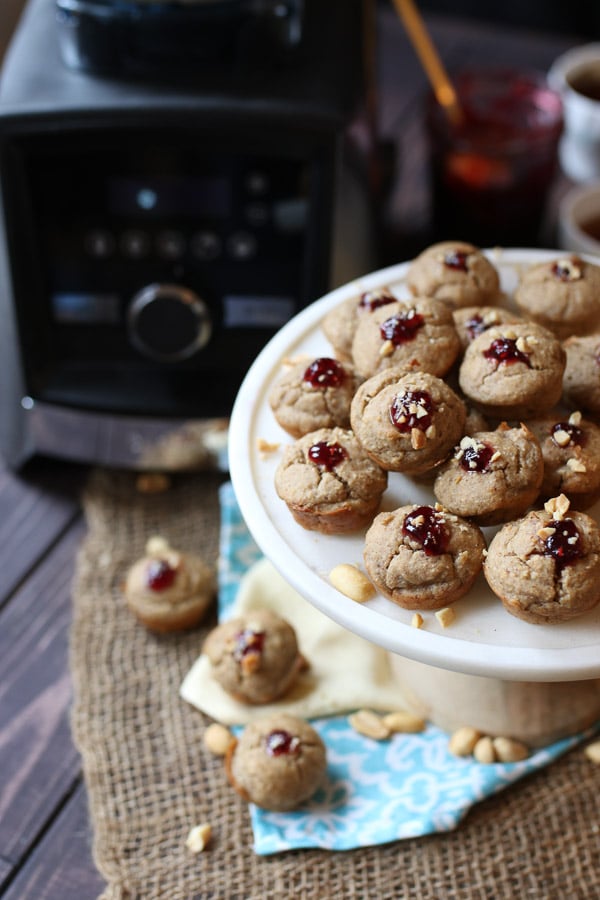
[435,607,455,628]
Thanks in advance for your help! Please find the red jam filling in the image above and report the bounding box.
[380,310,425,345]
[402,505,449,556]
[389,390,435,432]
[358,287,396,311]
[444,249,470,272]
[483,337,531,367]
[308,440,348,471]
[265,729,300,757]
[551,258,581,281]
[233,629,265,662]
[459,440,494,472]
[465,313,496,341]
[146,558,177,591]
[551,422,584,447]
[303,357,346,389]
[543,518,583,573]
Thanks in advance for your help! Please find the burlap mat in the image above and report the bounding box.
[70,468,599,900]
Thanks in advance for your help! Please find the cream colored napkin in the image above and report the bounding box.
[180,557,405,725]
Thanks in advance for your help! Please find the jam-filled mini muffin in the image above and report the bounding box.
[321,286,398,361]
[484,494,600,624]
[274,426,387,533]
[351,297,461,380]
[526,411,600,510]
[452,305,523,352]
[406,241,501,309]
[124,536,214,633]
[363,504,486,610]
[433,423,543,526]
[350,369,466,476]
[268,356,363,438]
[225,712,327,811]
[562,334,600,416]
[458,322,566,420]
[203,609,306,704]
[514,255,600,340]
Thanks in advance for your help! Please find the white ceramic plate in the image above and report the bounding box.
[229,249,600,682]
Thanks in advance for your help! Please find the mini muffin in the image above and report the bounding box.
[321,286,398,361]
[526,411,600,509]
[225,712,327,811]
[268,356,362,438]
[514,255,600,340]
[350,369,466,475]
[124,536,214,633]
[203,609,306,704]
[363,503,486,610]
[452,305,523,352]
[351,297,461,380]
[406,241,501,309]
[562,334,600,416]
[274,426,388,533]
[458,322,566,420]
[484,494,600,624]
[433,423,544,526]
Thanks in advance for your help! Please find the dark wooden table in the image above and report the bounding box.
[0,7,587,899]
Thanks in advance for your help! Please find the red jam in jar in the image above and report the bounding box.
[402,505,449,556]
[389,390,435,432]
[543,518,583,573]
[308,440,348,471]
[146,558,177,591]
[380,310,425,345]
[303,357,346,389]
[483,337,531,367]
[265,730,300,757]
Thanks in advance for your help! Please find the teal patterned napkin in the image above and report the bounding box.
[219,482,597,856]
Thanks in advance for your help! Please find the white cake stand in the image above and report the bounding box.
[228,250,600,746]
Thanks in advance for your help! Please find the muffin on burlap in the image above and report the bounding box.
[484,494,600,624]
[350,369,466,476]
[203,609,306,704]
[124,536,214,633]
[514,255,600,340]
[321,286,398,361]
[225,712,327,811]
[363,503,486,610]
[406,241,501,309]
[458,322,566,420]
[562,334,600,416]
[268,356,362,438]
[526,411,600,510]
[433,423,543,526]
[351,297,461,380]
[274,426,387,534]
[452,305,523,352]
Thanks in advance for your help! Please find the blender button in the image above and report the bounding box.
[156,230,186,260]
[85,229,115,258]
[228,231,257,261]
[245,171,269,195]
[191,231,222,260]
[121,230,150,259]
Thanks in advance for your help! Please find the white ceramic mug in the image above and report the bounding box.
[549,43,600,183]
[558,181,600,255]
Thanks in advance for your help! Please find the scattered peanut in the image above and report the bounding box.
[135,472,171,494]
[329,564,376,603]
[473,735,496,764]
[204,723,235,756]
[185,822,212,854]
[435,607,456,628]
[492,736,529,762]
[256,437,280,456]
[448,726,482,757]
[382,710,426,733]
[411,612,424,629]
[584,739,600,765]
[348,709,390,740]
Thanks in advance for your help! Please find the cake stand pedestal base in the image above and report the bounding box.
[389,655,600,747]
